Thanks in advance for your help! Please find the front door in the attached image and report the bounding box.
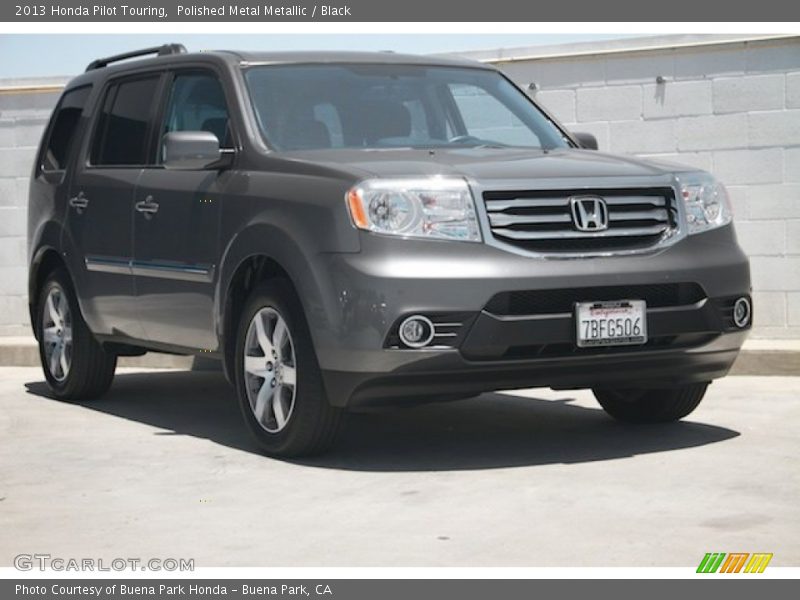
[65,74,163,339]
[132,70,232,350]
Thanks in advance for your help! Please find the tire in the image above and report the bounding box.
[234,278,344,457]
[36,267,117,400]
[593,383,709,423]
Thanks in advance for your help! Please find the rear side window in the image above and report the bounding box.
[41,86,91,172]
[90,75,161,166]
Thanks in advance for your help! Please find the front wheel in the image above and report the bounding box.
[37,267,117,400]
[234,279,344,457]
[593,383,709,423]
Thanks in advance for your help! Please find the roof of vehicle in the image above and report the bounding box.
[65,47,493,91]
[217,49,492,69]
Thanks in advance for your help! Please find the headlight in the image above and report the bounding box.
[346,178,481,242]
[677,172,733,235]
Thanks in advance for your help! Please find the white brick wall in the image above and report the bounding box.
[576,85,642,122]
[713,74,785,113]
[535,89,576,123]
[676,113,748,151]
[608,119,674,153]
[485,36,800,339]
[1,38,799,339]
[748,109,800,147]
[787,73,800,108]
[713,148,783,185]
[643,80,712,118]
[0,79,62,336]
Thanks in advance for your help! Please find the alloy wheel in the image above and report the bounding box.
[42,285,73,382]
[243,307,298,433]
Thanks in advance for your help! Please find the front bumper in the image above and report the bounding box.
[307,225,751,407]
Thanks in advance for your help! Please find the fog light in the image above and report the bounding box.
[398,315,435,348]
[733,297,751,328]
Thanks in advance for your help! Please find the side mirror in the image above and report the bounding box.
[572,131,598,150]
[162,131,223,170]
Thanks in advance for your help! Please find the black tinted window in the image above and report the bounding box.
[91,76,160,165]
[161,73,231,155]
[41,86,91,171]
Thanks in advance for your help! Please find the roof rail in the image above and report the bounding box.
[85,44,187,72]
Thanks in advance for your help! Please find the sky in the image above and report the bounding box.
[0,34,635,79]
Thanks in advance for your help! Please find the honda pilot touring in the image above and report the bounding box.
[28,45,752,456]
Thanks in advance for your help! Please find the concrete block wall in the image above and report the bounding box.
[475,36,800,339]
[0,37,799,340]
[0,78,65,336]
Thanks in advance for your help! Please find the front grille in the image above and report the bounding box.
[485,283,706,316]
[483,187,678,254]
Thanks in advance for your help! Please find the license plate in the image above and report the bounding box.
[575,300,647,348]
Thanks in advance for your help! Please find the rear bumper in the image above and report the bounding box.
[307,225,751,407]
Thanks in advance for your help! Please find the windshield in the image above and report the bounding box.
[243,64,572,151]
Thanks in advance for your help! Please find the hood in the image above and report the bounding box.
[277,147,696,183]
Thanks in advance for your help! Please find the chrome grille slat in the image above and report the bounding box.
[488,213,572,226]
[482,187,677,254]
[602,196,667,207]
[609,209,669,221]
[493,224,669,240]
[486,197,571,211]
[485,195,667,211]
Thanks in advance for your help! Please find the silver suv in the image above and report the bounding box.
[28,45,752,456]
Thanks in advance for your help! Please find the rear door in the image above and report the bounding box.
[132,69,232,349]
[65,73,163,338]
[35,83,92,240]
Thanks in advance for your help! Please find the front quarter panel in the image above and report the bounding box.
[216,167,360,347]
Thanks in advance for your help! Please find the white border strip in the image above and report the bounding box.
[0,22,798,34]
[0,20,796,585]
[2,567,800,579]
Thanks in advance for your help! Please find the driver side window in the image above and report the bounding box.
[160,72,231,162]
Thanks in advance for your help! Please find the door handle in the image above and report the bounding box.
[68,192,89,214]
[135,195,159,219]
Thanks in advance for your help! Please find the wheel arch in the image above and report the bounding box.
[28,246,69,340]
[216,224,334,385]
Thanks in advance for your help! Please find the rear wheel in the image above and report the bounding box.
[234,279,344,457]
[37,267,117,400]
[593,383,709,423]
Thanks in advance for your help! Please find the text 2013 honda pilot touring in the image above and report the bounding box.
[28,45,752,456]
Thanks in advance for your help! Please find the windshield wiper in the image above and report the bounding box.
[447,135,511,149]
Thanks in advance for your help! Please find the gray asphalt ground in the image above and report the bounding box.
[1,367,798,567]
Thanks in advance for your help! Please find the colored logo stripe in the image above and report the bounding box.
[697,553,726,573]
[744,553,773,573]
[697,552,773,573]
[720,553,749,573]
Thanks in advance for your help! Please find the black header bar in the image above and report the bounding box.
[4,1,800,22]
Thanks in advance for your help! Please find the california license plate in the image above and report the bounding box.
[575,300,647,348]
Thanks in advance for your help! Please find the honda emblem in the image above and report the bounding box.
[570,196,609,232]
